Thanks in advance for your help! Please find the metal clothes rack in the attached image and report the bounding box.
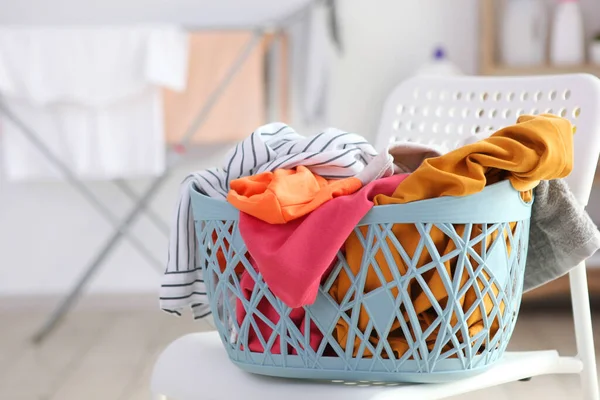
[0,2,317,343]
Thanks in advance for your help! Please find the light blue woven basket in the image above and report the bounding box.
[190,180,532,383]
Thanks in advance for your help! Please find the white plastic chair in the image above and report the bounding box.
[151,74,600,399]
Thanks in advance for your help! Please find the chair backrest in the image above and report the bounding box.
[376,74,600,205]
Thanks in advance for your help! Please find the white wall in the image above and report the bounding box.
[327,0,478,135]
[0,0,508,296]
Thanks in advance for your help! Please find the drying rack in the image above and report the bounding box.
[0,0,320,343]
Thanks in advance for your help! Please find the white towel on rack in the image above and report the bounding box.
[0,26,188,181]
[302,2,333,125]
[160,122,380,319]
[288,1,334,126]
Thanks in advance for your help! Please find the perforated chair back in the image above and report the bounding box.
[375,74,600,205]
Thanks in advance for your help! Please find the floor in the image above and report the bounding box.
[1,305,598,400]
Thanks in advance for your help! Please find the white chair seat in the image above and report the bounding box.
[150,331,583,400]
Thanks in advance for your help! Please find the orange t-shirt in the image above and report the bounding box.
[227,166,363,224]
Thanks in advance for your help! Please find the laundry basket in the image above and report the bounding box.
[190,178,532,383]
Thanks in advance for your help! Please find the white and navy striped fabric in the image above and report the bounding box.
[160,122,378,319]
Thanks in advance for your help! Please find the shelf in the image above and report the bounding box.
[478,0,600,78]
[482,64,600,77]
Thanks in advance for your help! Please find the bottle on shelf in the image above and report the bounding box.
[415,46,462,76]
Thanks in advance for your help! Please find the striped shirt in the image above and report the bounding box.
[160,122,378,319]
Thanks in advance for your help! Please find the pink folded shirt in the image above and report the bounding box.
[238,173,409,308]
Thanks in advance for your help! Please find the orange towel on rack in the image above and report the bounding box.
[227,166,363,224]
[163,32,289,145]
[330,114,574,358]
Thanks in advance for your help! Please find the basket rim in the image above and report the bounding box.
[190,179,533,224]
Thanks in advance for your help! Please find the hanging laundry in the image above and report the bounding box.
[0,26,188,181]
[287,1,337,126]
[332,114,575,358]
[238,173,408,309]
[301,2,333,125]
[161,123,378,318]
[164,32,268,145]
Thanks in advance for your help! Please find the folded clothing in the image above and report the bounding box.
[239,173,409,308]
[333,114,575,358]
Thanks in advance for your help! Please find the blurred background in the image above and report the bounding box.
[0,1,600,399]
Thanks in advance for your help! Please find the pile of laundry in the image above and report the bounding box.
[161,114,600,357]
